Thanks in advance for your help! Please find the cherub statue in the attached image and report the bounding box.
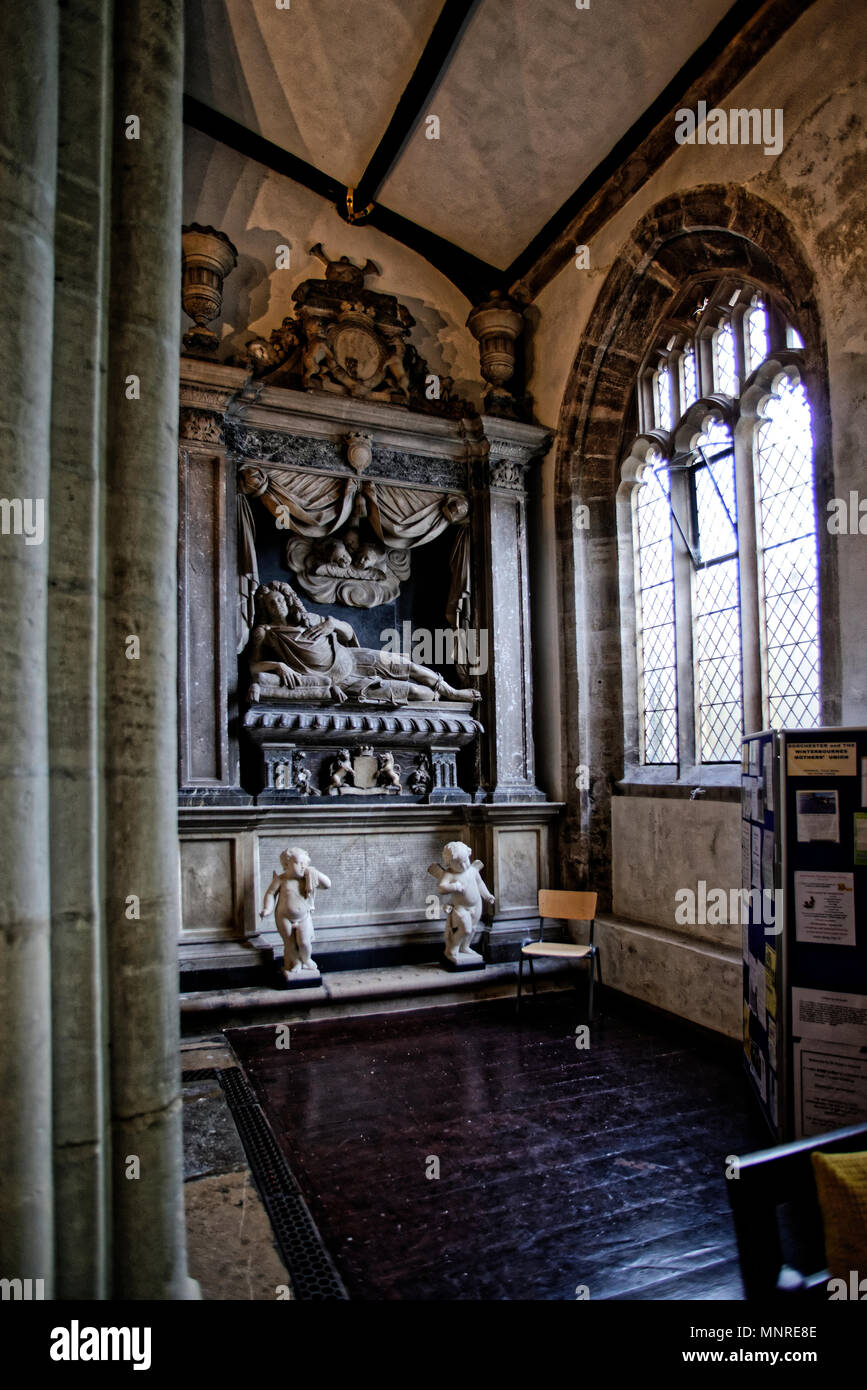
[328,748,355,795]
[427,841,494,966]
[260,846,331,979]
[377,750,401,791]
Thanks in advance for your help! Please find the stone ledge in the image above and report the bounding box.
[180,957,570,1036]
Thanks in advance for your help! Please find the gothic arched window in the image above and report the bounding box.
[619,281,819,768]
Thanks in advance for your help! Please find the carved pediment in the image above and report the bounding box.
[233,246,471,419]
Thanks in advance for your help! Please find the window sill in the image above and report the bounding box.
[616,764,741,801]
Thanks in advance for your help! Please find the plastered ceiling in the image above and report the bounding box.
[185,0,739,268]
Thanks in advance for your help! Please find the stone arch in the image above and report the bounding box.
[553,184,837,906]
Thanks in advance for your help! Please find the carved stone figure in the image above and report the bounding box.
[292,751,320,797]
[377,750,402,791]
[246,581,480,706]
[408,754,431,796]
[327,748,355,795]
[285,521,410,608]
[273,759,291,790]
[427,841,495,966]
[259,846,331,979]
[309,243,379,288]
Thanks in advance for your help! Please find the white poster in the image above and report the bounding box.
[794,871,856,946]
[741,820,751,893]
[741,775,759,822]
[762,831,775,894]
[749,956,766,1028]
[751,823,762,891]
[795,788,840,843]
[763,740,775,814]
[786,740,856,777]
[792,986,867,1046]
[794,1042,867,1137]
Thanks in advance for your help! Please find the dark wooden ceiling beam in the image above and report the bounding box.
[183,93,500,303]
[185,0,815,308]
[353,0,482,211]
[183,94,345,204]
[505,0,818,301]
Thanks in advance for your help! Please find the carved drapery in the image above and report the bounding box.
[236,462,470,647]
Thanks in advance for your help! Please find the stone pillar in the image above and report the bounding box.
[473,422,549,802]
[48,0,112,1300]
[0,0,58,1290]
[103,0,193,1298]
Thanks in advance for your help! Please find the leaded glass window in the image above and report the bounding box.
[745,298,769,374]
[625,283,821,768]
[634,453,678,763]
[653,364,672,430]
[712,320,738,396]
[691,419,742,762]
[756,376,820,727]
[679,344,698,411]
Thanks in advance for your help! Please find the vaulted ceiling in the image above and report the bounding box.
[184,0,808,299]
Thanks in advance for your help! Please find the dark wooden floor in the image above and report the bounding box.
[227,991,769,1300]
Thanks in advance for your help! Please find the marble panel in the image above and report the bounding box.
[181,839,238,939]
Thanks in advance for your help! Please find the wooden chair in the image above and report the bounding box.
[516,890,601,1021]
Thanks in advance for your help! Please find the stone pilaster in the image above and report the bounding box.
[177,362,250,804]
[473,419,550,802]
[0,0,58,1290]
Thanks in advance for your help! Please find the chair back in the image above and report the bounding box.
[727,1123,867,1299]
[537,889,597,942]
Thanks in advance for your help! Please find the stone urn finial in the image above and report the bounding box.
[466,290,525,410]
[181,223,238,355]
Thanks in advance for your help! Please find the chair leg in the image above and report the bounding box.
[528,955,536,998]
[516,955,523,1014]
[587,954,595,1026]
[595,949,603,1015]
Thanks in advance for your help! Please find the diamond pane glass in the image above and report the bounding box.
[694,419,736,562]
[680,344,698,410]
[713,320,738,396]
[746,301,769,373]
[635,463,677,763]
[756,377,820,729]
[693,416,742,760]
[653,365,672,430]
[694,556,743,761]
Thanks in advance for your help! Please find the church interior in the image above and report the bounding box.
[2,0,866,1324]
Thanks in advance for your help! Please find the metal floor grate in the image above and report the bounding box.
[181,1066,220,1082]
[217,1066,348,1300]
